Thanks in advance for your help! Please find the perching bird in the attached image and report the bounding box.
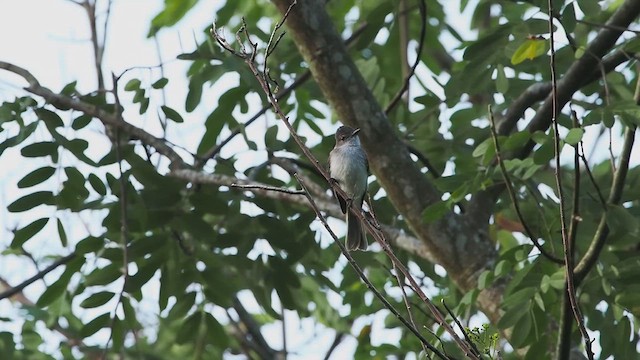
[329,125,369,251]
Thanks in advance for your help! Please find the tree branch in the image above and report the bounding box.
[0,61,187,168]
[489,106,563,263]
[521,0,640,153]
[574,125,636,282]
[384,0,426,114]
[0,253,77,301]
[294,174,449,359]
[269,0,498,327]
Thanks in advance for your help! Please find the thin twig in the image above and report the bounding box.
[281,308,287,360]
[547,2,594,358]
[567,109,581,255]
[392,266,428,355]
[233,296,277,358]
[231,183,305,195]
[555,109,583,360]
[323,333,344,360]
[212,17,477,358]
[102,73,131,357]
[578,143,607,209]
[574,90,638,282]
[197,22,368,167]
[488,106,563,264]
[295,175,447,360]
[384,0,427,114]
[442,300,481,358]
[576,19,640,34]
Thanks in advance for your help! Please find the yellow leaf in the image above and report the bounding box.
[510,39,547,65]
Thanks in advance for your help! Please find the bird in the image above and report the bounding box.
[329,125,369,251]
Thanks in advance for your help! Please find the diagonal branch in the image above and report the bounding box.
[0,253,77,301]
[196,22,368,166]
[169,163,439,265]
[294,174,448,359]
[269,0,500,329]
[521,0,640,154]
[0,61,187,168]
[488,106,563,264]
[384,0,427,114]
[574,125,636,282]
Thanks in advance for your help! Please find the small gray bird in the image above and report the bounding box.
[329,125,369,251]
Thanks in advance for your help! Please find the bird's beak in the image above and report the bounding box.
[350,128,361,138]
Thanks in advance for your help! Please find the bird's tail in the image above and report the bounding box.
[346,210,367,251]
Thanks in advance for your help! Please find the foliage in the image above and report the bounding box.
[1,0,640,359]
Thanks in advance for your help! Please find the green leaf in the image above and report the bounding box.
[8,191,54,212]
[161,105,184,123]
[533,140,554,165]
[36,271,71,307]
[17,166,56,188]
[11,218,49,248]
[421,201,451,223]
[606,205,639,238]
[88,173,107,196]
[35,108,64,128]
[204,313,229,349]
[133,89,146,103]
[21,141,58,158]
[139,97,150,114]
[152,78,169,89]
[148,0,198,37]
[494,260,511,277]
[72,114,92,130]
[510,311,532,348]
[56,218,68,247]
[81,313,111,337]
[124,255,163,294]
[497,304,527,329]
[75,236,105,254]
[80,291,115,308]
[60,81,78,96]
[472,138,493,158]
[615,287,640,317]
[495,64,508,93]
[501,287,537,309]
[564,128,584,146]
[264,126,279,148]
[477,270,493,290]
[168,292,197,321]
[111,316,125,352]
[85,263,122,286]
[124,79,141,91]
[511,39,547,65]
[176,312,202,344]
[185,75,204,112]
[561,2,577,33]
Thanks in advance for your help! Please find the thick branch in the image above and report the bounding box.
[522,0,640,153]
[270,0,498,323]
[498,48,636,136]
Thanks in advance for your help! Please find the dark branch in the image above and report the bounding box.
[0,253,77,300]
[0,61,187,168]
[384,0,427,114]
